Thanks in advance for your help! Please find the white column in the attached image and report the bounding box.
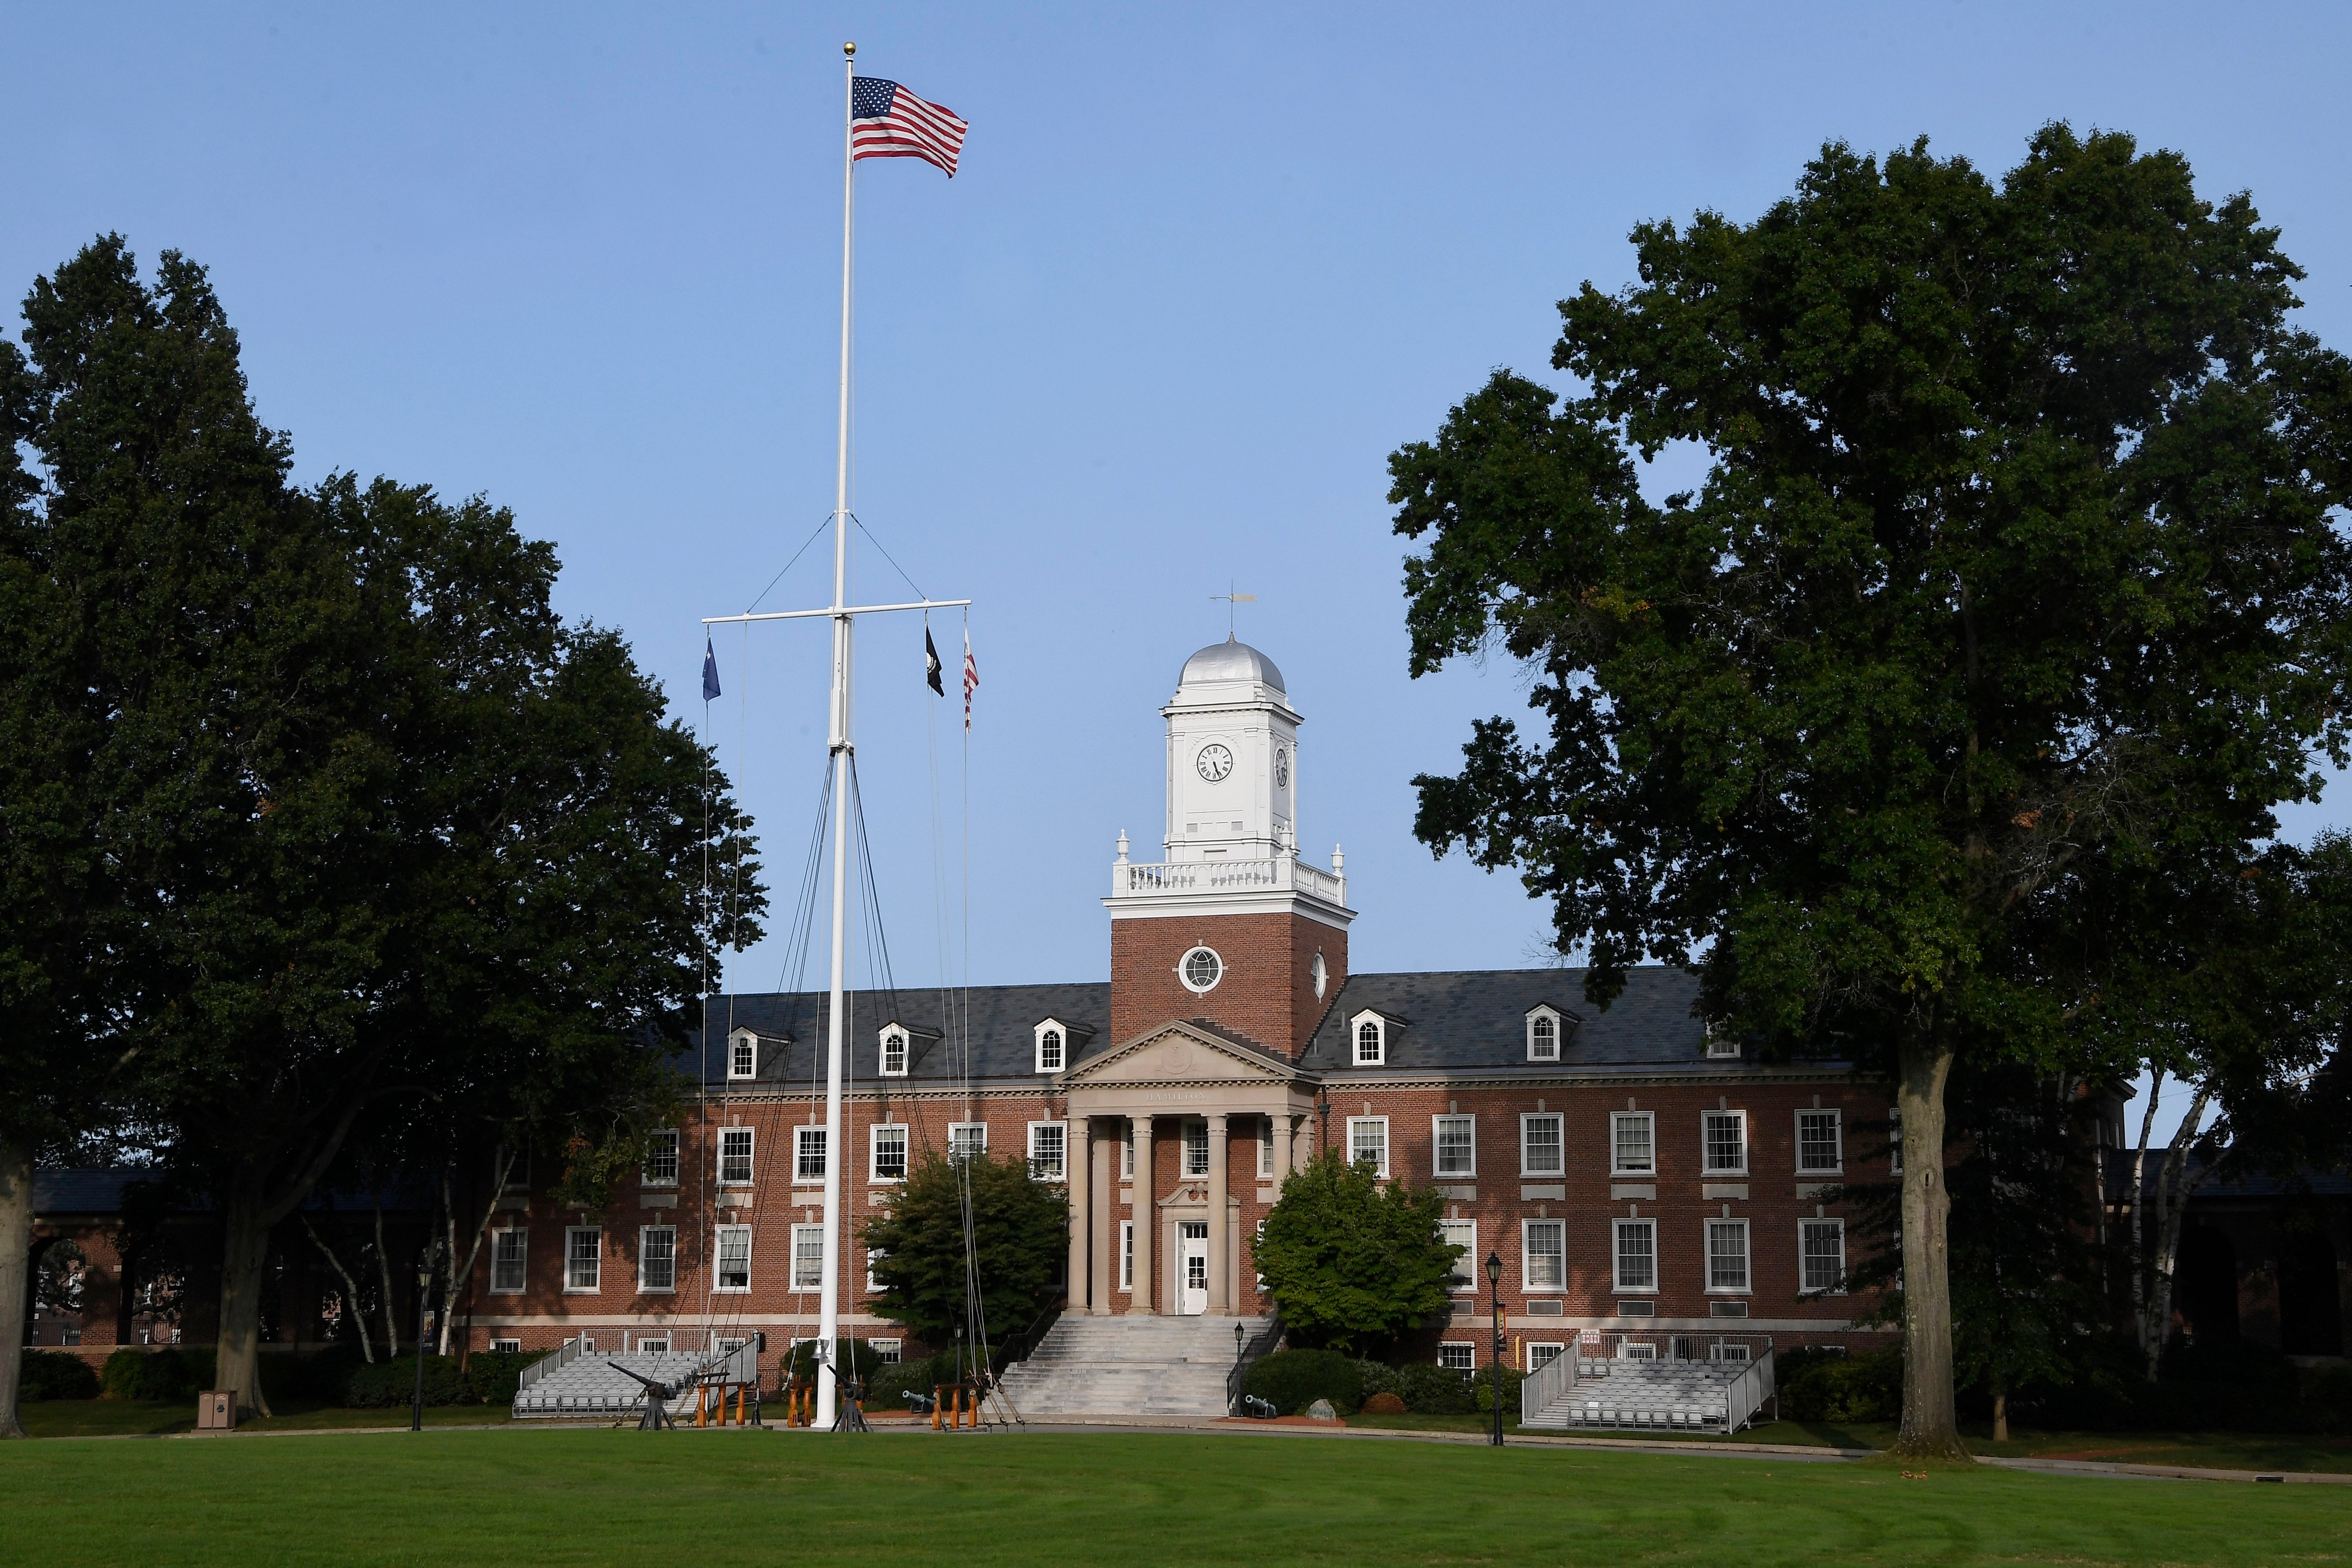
[1206,1114,1230,1317]
[1065,1116,1090,1314]
[1133,1117,1155,1314]
[1091,1127,1115,1314]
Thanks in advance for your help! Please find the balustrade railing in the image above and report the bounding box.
[1113,857,1345,904]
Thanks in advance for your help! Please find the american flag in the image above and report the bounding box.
[962,629,979,732]
[851,78,969,177]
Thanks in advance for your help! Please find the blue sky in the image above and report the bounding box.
[10,3,2349,1136]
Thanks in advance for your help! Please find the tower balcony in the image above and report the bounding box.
[1110,852,1345,909]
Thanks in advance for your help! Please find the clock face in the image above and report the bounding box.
[1196,743,1234,783]
[1274,749,1290,789]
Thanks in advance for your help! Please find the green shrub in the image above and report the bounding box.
[1394,1361,1473,1416]
[101,1347,196,1402]
[1241,1348,1362,1416]
[462,1350,538,1406]
[778,1337,891,1388]
[865,1351,958,1408]
[1472,1363,1523,1417]
[20,1350,99,1401]
[1354,1359,1400,1402]
[2312,1362,2352,1427]
[342,1354,470,1408]
[1778,1347,1902,1424]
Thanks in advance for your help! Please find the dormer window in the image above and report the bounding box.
[728,1034,756,1080]
[1525,1007,1563,1062]
[1351,1011,1386,1066]
[1704,1025,1740,1060]
[1035,1020,1067,1075]
[879,1025,909,1078]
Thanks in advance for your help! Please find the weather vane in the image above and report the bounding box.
[1210,583,1257,640]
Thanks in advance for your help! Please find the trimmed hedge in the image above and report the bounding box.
[1240,1348,1362,1416]
[1779,1346,1901,1425]
[101,1347,207,1402]
[342,1354,469,1409]
[20,1349,100,1401]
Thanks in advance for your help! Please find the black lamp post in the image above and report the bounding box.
[1484,1250,1504,1447]
[410,1261,433,1432]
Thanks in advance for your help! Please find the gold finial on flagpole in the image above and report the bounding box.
[844,41,855,56]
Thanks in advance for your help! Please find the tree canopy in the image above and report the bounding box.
[861,1150,1068,1345]
[1256,1151,1460,1354]
[0,237,762,1423]
[1387,127,2352,1456]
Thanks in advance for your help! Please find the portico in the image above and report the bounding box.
[1058,1020,1320,1318]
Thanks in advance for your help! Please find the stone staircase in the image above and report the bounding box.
[510,1348,750,1421]
[995,1313,1274,1419]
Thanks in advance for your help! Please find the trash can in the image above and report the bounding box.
[198,1390,237,1431]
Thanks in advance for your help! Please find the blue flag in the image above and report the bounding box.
[702,635,722,703]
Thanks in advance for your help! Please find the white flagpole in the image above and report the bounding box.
[815,37,857,1429]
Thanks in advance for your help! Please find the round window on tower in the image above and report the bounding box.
[1311,950,1327,999]
[1179,946,1224,994]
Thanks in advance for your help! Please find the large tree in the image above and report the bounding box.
[1387,128,2352,1456]
[862,1150,1068,1347]
[6,239,760,1414]
[1256,1151,1460,1354]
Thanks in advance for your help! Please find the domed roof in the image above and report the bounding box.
[1179,637,1285,692]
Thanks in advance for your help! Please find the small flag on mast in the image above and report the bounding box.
[962,629,979,732]
[702,634,722,702]
[851,77,969,177]
[925,627,946,696]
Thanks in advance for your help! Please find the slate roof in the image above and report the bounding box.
[32,1167,161,1215]
[2107,1150,2352,1201]
[687,983,1110,1088]
[1298,966,1842,1076]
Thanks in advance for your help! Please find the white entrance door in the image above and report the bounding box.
[1179,1222,1210,1315]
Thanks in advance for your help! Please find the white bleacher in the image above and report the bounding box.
[510,1341,758,1421]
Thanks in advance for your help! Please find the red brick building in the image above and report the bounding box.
[455,638,1896,1382]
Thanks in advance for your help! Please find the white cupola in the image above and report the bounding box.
[1162,637,1299,862]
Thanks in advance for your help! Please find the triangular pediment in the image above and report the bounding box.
[1058,1019,1305,1089]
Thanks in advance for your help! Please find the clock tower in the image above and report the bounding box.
[1105,638,1352,1055]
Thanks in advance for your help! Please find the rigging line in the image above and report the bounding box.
[697,632,715,1358]
[849,512,926,602]
[744,513,838,617]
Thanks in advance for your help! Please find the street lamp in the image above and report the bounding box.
[411,1262,434,1433]
[1484,1251,1504,1448]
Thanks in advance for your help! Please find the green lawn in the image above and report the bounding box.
[2,1429,2347,1567]
[1338,1410,2352,1474]
[15,1399,517,1439]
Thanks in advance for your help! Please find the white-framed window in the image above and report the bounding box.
[1120,1221,1135,1292]
[635,1335,669,1354]
[1801,1219,1847,1294]
[716,1224,754,1292]
[1526,1007,1563,1061]
[1440,1219,1477,1292]
[492,1337,522,1354]
[1258,1118,1274,1179]
[564,1226,602,1293]
[1527,1342,1565,1372]
[496,1146,530,1192]
[1612,1112,1655,1175]
[641,1129,680,1187]
[1889,1108,1903,1175]
[1706,1219,1751,1293]
[866,1247,886,1292]
[1122,1124,1135,1178]
[784,1224,819,1291]
[638,1226,677,1293]
[1347,1116,1389,1177]
[795,1125,828,1184]
[1179,945,1224,994]
[1522,1219,1566,1292]
[1434,1114,1475,1178]
[1704,1026,1740,1059]
[872,1338,903,1364]
[1351,1011,1386,1065]
[1521,1112,1564,1176]
[728,1034,757,1079]
[1438,1342,1476,1374]
[490,1229,526,1294]
[1027,1121,1067,1181]
[1798,1109,1842,1174]
[1034,1020,1066,1074]
[1183,1120,1210,1177]
[1613,1219,1657,1293]
[870,1123,909,1183]
[1703,1111,1748,1175]
[879,1025,908,1078]
[719,1127,754,1186]
[1254,1216,1269,1294]
[948,1122,988,1161]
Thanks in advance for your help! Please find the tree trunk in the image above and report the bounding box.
[214,1179,275,1418]
[0,1137,34,1439]
[1992,1388,2008,1443]
[374,1196,399,1359]
[2128,1071,2163,1372]
[1892,1031,1968,1459]
[438,1151,512,1355]
[2142,1087,2215,1376]
[300,1214,373,1363]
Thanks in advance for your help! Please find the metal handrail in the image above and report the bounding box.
[1227,1316,1283,1413]
[1521,1345,1578,1421]
[1723,1348,1777,1434]
[517,1335,588,1392]
[995,1300,1064,1373]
